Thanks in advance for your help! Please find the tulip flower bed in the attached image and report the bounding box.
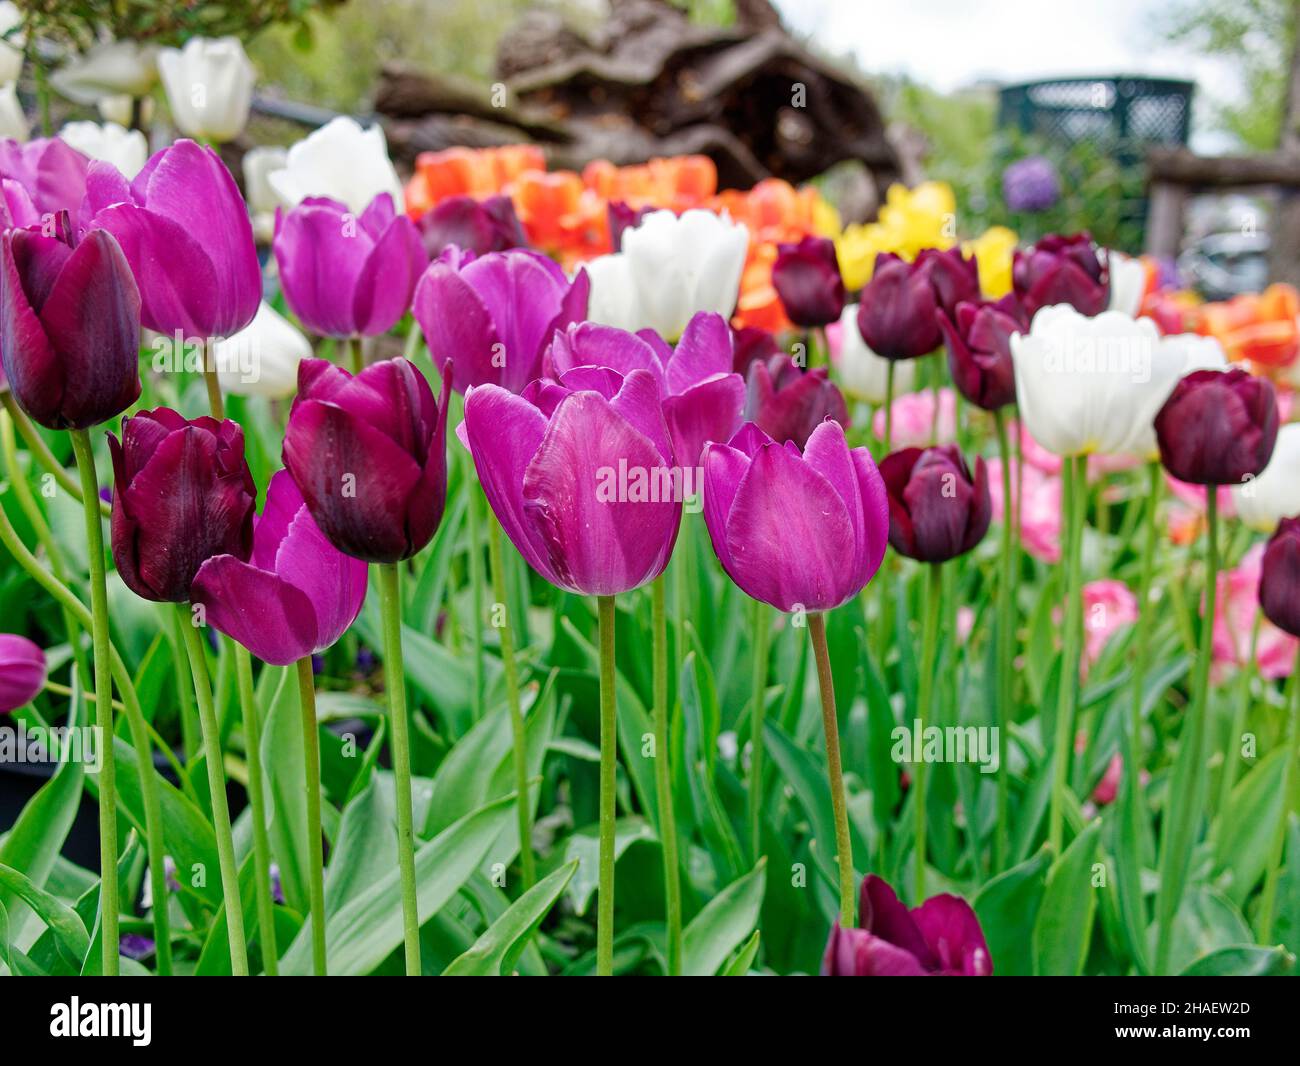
[2,115,1300,980]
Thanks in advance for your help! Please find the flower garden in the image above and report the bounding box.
[0,3,1299,984]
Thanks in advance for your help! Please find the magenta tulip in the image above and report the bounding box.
[856,253,943,361]
[0,138,89,222]
[1,220,141,430]
[84,140,260,339]
[1259,517,1300,639]
[192,470,368,665]
[772,235,845,328]
[414,247,588,394]
[1013,233,1108,319]
[109,409,256,603]
[461,366,681,595]
[417,193,525,258]
[1,178,39,230]
[916,246,980,318]
[0,633,46,714]
[938,295,1026,411]
[744,353,848,450]
[701,419,888,612]
[274,193,427,338]
[283,357,452,564]
[822,875,993,976]
[880,445,992,563]
[1155,368,1278,485]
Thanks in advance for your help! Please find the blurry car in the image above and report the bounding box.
[1177,231,1270,301]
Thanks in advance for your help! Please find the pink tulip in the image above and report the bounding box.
[871,387,956,449]
[1213,543,1298,680]
[986,455,1061,563]
[1081,579,1138,679]
[0,633,45,713]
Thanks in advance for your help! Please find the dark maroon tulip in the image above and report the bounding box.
[880,444,991,563]
[1260,517,1300,638]
[938,295,1027,411]
[916,245,980,318]
[1012,232,1108,319]
[856,253,942,361]
[744,353,848,450]
[416,194,526,258]
[608,200,651,251]
[1155,368,1278,485]
[282,357,452,564]
[772,235,845,328]
[732,325,782,377]
[822,874,992,976]
[109,409,256,603]
[1,220,141,430]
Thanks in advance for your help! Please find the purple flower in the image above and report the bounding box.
[413,247,589,394]
[771,235,845,328]
[118,934,156,961]
[822,874,992,975]
[731,325,782,377]
[0,634,46,714]
[1,178,39,230]
[544,312,745,467]
[274,192,427,338]
[1002,155,1060,213]
[460,364,681,596]
[916,246,980,319]
[744,354,848,450]
[937,295,1027,411]
[1155,368,1278,486]
[0,138,90,223]
[856,253,943,361]
[416,193,526,258]
[701,420,888,612]
[880,445,992,563]
[1012,233,1108,319]
[192,470,368,665]
[1260,517,1300,639]
[84,139,261,338]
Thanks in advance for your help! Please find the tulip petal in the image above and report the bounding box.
[860,874,938,969]
[192,554,320,666]
[0,234,62,425]
[609,367,673,465]
[351,214,426,336]
[463,251,567,385]
[664,372,745,469]
[274,505,368,651]
[413,261,501,390]
[666,311,734,393]
[911,893,994,976]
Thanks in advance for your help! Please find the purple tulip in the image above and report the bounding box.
[856,253,943,361]
[283,357,452,564]
[417,193,525,258]
[701,420,888,612]
[744,353,848,450]
[192,470,368,665]
[1155,368,1278,485]
[937,295,1027,411]
[0,633,46,713]
[1013,233,1108,319]
[460,367,681,595]
[731,325,782,377]
[413,247,589,394]
[545,312,745,467]
[1002,155,1060,213]
[0,138,89,222]
[84,139,260,339]
[274,193,427,338]
[1,178,39,230]
[880,445,991,563]
[916,246,980,319]
[822,874,992,976]
[772,235,845,328]
[109,409,257,603]
[1260,517,1300,639]
[0,221,141,430]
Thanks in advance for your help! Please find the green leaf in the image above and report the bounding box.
[1032,820,1102,976]
[261,665,310,915]
[1214,748,1286,905]
[442,861,577,976]
[974,847,1051,976]
[721,928,762,975]
[0,862,89,970]
[682,859,767,976]
[1178,945,1293,976]
[563,817,655,916]
[325,774,396,918]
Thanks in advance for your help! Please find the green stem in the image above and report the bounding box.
[347,336,364,376]
[203,338,225,420]
[749,597,770,865]
[1258,649,1300,943]
[69,429,119,975]
[1216,614,1260,824]
[1047,455,1085,854]
[295,655,327,975]
[487,513,535,889]
[1,392,109,517]
[233,644,278,975]
[596,594,618,975]
[913,564,943,901]
[175,605,248,975]
[809,612,856,926]
[992,408,1015,870]
[466,479,486,721]
[883,361,895,456]
[378,562,421,975]
[652,576,683,975]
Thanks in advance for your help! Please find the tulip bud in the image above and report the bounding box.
[283,357,452,564]
[856,253,943,360]
[1,223,141,430]
[701,420,889,612]
[916,245,980,318]
[1012,233,1108,319]
[1259,517,1300,638]
[192,470,368,665]
[213,300,311,399]
[1155,368,1278,485]
[772,235,845,328]
[731,325,782,377]
[744,354,848,450]
[109,409,257,603]
[416,193,526,258]
[938,295,1026,411]
[267,117,405,216]
[274,192,427,339]
[0,633,45,714]
[880,445,992,563]
[157,36,255,144]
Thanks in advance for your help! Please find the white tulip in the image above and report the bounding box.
[157,36,254,143]
[0,3,25,86]
[50,40,158,105]
[213,301,311,398]
[97,93,153,128]
[586,209,748,341]
[0,81,26,142]
[267,116,402,215]
[1107,250,1146,318]
[1011,304,1222,458]
[242,145,287,242]
[1232,423,1300,532]
[833,303,915,404]
[58,120,147,177]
